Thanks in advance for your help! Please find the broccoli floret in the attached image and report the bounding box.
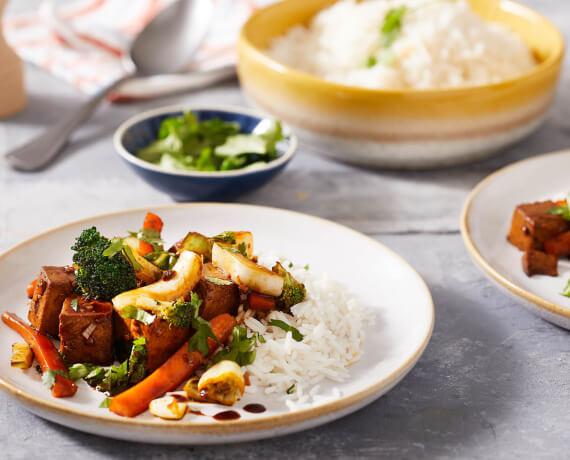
[272,262,306,311]
[159,293,203,329]
[71,227,137,301]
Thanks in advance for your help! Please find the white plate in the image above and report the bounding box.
[461,150,570,329]
[0,204,433,444]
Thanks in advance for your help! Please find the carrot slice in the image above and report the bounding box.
[2,312,77,398]
[109,313,236,418]
[248,291,276,311]
[138,240,154,256]
[143,212,163,232]
[544,231,570,257]
[27,279,37,299]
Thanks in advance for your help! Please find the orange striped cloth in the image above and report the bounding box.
[4,0,273,98]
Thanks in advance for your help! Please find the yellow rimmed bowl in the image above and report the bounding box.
[237,0,564,169]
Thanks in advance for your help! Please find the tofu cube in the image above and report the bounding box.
[507,201,569,251]
[113,307,190,372]
[59,296,113,365]
[28,266,75,336]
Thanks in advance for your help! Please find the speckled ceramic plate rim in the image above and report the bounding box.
[460,149,570,320]
[113,105,298,178]
[0,203,434,438]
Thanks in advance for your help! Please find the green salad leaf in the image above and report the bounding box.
[135,112,284,172]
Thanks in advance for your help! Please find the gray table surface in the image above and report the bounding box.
[1,1,570,458]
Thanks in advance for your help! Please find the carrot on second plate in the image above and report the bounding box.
[2,312,77,398]
[544,231,570,257]
[248,291,276,311]
[27,279,37,299]
[109,313,236,418]
[143,212,163,232]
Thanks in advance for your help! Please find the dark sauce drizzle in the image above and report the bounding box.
[243,403,266,414]
[213,410,241,421]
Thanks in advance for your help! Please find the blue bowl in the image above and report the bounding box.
[113,105,297,201]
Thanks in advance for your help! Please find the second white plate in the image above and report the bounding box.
[461,150,570,329]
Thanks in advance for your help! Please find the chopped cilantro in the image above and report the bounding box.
[223,243,248,258]
[288,262,294,268]
[129,227,163,250]
[187,293,220,356]
[102,237,142,271]
[268,320,303,342]
[212,326,264,366]
[380,6,406,47]
[365,56,377,68]
[547,194,570,220]
[41,369,70,389]
[304,264,309,271]
[80,337,147,396]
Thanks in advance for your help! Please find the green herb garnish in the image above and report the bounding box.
[212,326,265,367]
[70,298,79,312]
[41,369,70,389]
[120,305,156,326]
[129,227,163,250]
[365,56,377,68]
[187,293,220,355]
[286,384,296,394]
[102,237,143,271]
[268,320,303,342]
[223,243,248,258]
[380,6,406,47]
[562,279,570,298]
[304,264,309,271]
[99,398,112,408]
[547,194,570,220]
[79,337,147,396]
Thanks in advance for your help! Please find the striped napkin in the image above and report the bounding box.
[3,0,273,100]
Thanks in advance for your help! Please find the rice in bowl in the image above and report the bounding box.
[265,0,537,90]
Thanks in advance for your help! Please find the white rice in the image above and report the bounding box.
[242,255,374,410]
[266,0,536,90]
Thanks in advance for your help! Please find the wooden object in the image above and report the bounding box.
[0,0,26,118]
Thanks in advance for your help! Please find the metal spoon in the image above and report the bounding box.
[5,0,214,171]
